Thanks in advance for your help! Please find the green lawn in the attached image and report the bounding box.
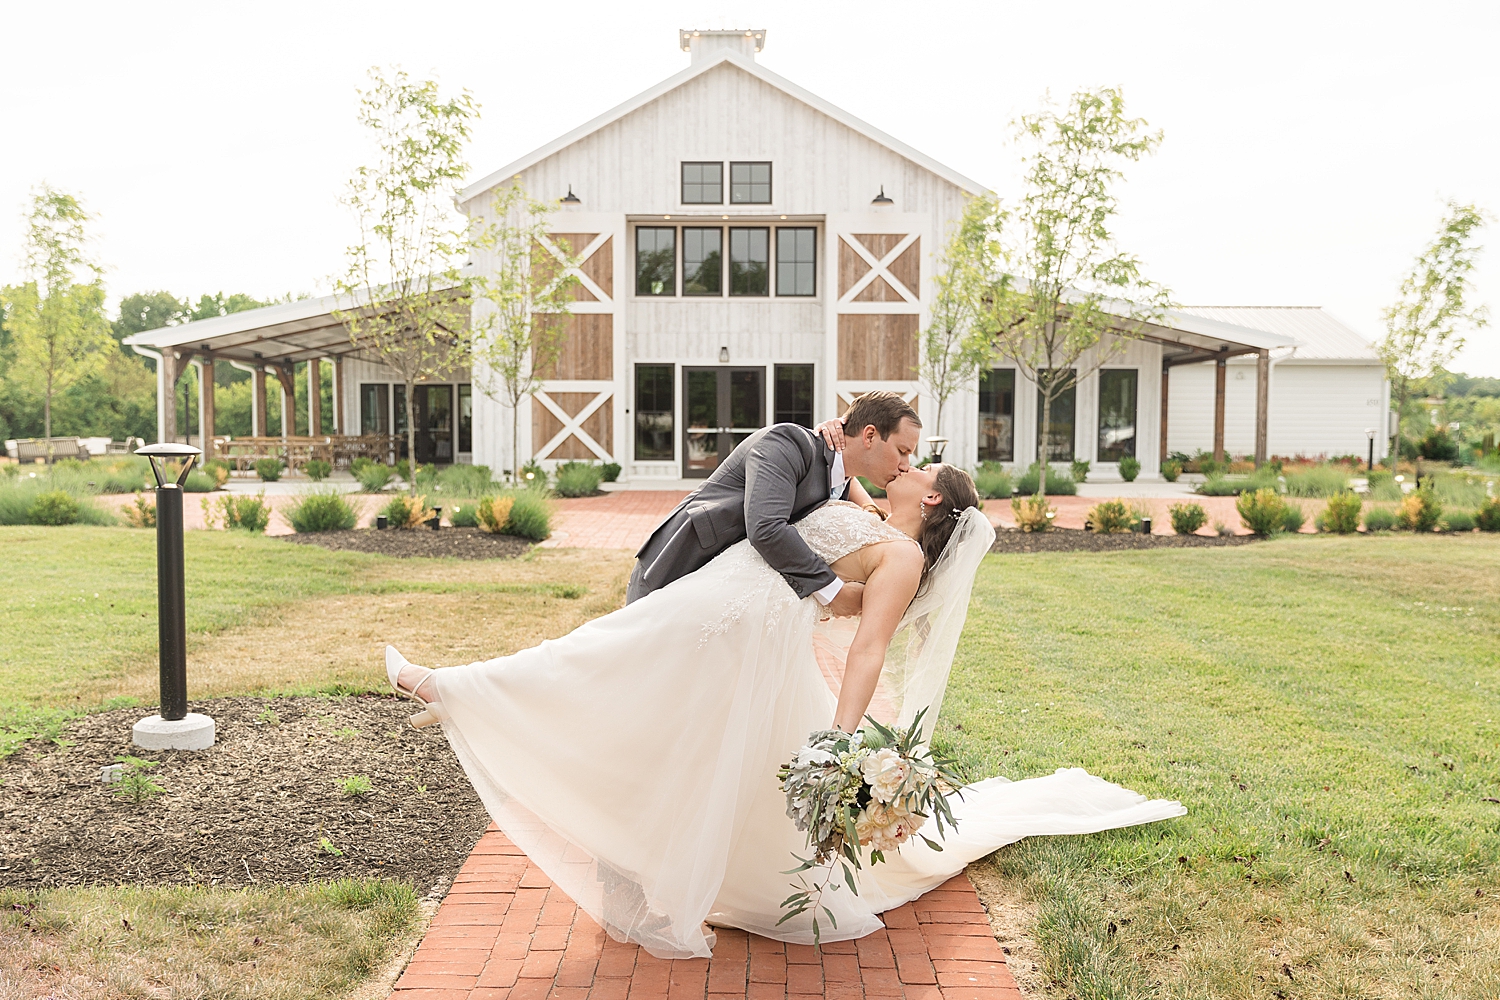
[939,534,1500,998]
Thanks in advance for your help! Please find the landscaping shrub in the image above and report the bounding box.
[1213,520,1234,537]
[519,458,547,485]
[436,464,495,497]
[1363,506,1398,532]
[302,459,332,482]
[255,458,283,482]
[1236,487,1289,537]
[1281,500,1307,533]
[554,461,603,497]
[201,459,232,488]
[1395,485,1443,532]
[395,459,413,482]
[181,470,217,492]
[1317,490,1362,534]
[1283,464,1350,497]
[448,502,479,527]
[285,490,359,533]
[1160,459,1182,483]
[973,462,1013,499]
[1070,459,1090,483]
[1011,493,1054,532]
[1087,499,1133,533]
[0,477,112,526]
[1117,456,1140,482]
[351,456,377,476]
[601,462,622,483]
[1195,474,1242,496]
[1014,463,1077,496]
[28,489,81,526]
[1197,457,1223,478]
[1477,497,1500,532]
[476,495,516,534]
[1418,427,1460,461]
[381,493,434,529]
[1432,471,1489,509]
[356,463,395,492]
[124,493,157,528]
[502,489,551,540]
[1168,501,1207,535]
[1442,509,1476,532]
[203,492,273,533]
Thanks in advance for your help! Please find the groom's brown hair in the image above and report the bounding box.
[842,391,921,439]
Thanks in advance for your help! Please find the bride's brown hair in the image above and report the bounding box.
[917,465,981,581]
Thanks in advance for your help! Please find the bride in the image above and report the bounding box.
[386,462,1185,960]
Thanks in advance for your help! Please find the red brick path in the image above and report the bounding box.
[541,491,690,550]
[390,827,1023,999]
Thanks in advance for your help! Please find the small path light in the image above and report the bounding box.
[132,443,216,751]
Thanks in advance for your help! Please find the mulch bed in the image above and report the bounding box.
[991,528,1261,553]
[0,695,490,894]
[280,526,533,560]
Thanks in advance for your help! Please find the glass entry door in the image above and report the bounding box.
[683,367,765,478]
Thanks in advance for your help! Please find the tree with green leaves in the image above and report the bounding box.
[920,195,1000,451]
[1378,201,1489,465]
[471,181,580,481]
[334,67,478,485]
[0,186,115,449]
[979,88,1171,496]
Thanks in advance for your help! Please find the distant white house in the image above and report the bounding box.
[121,29,1390,478]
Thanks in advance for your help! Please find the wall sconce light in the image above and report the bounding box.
[872,186,893,205]
[719,346,730,363]
[561,185,581,204]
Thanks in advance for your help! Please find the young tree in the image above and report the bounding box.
[335,67,478,485]
[0,186,114,448]
[920,195,1001,451]
[470,181,580,481]
[1378,201,1489,465]
[980,88,1171,496]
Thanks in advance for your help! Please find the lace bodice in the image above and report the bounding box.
[796,500,918,565]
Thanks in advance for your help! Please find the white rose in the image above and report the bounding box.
[860,748,910,804]
[856,802,914,853]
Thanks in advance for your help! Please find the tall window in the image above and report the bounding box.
[776,228,816,296]
[635,364,675,460]
[977,368,1014,462]
[730,161,772,203]
[458,384,472,452]
[729,227,769,296]
[360,383,389,434]
[681,162,722,204]
[1036,372,1077,462]
[1097,370,1138,462]
[774,365,814,427]
[683,228,722,295]
[636,227,676,296]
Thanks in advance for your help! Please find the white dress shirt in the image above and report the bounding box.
[812,453,849,605]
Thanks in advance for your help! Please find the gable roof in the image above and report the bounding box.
[1176,306,1379,362]
[460,50,989,205]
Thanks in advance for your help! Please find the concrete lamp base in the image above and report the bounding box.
[132,713,216,751]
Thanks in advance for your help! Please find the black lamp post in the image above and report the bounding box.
[1366,428,1376,472]
[131,443,216,751]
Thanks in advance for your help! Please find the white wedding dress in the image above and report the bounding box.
[423,501,1185,959]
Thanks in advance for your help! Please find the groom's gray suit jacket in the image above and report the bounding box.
[626,423,845,604]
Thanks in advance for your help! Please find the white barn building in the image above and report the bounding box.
[122,29,1390,476]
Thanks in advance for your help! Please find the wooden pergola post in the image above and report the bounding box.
[272,365,298,438]
[307,358,322,436]
[1212,354,1228,463]
[251,367,268,437]
[1159,364,1170,464]
[200,357,216,458]
[160,350,180,444]
[1254,348,1270,467]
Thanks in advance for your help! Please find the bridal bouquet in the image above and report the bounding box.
[776,710,963,941]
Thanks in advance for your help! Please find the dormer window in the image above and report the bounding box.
[730,162,772,203]
[681,162,723,204]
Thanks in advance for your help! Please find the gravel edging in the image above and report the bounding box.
[279,526,534,560]
[990,528,1261,553]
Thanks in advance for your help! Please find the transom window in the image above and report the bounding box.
[681,162,722,204]
[634,225,816,298]
[730,161,772,203]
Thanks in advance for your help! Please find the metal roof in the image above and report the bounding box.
[1176,306,1380,362]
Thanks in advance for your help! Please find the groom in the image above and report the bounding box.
[626,391,921,615]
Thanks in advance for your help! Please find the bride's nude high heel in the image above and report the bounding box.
[385,646,439,729]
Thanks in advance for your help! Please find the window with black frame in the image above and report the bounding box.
[776,228,816,296]
[681,162,722,204]
[683,227,722,295]
[458,384,472,452]
[1097,369,1138,462]
[636,227,676,296]
[774,365,814,427]
[635,364,675,460]
[1036,371,1077,463]
[977,368,1014,462]
[360,383,389,434]
[730,161,771,203]
[729,227,769,296]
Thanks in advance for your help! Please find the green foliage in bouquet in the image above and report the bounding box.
[775,709,963,945]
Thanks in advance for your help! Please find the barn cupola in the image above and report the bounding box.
[679,28,766,65]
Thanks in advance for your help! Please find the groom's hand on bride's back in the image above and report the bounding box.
[828,581,864,618]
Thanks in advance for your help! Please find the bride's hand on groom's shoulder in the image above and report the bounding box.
[815,417,847,452]
[828,581,864,618]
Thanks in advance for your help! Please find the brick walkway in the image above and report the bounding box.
[541,491,690,550]
[390,827,1022,999]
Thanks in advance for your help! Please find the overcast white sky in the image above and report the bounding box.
[2,0,1496,375]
